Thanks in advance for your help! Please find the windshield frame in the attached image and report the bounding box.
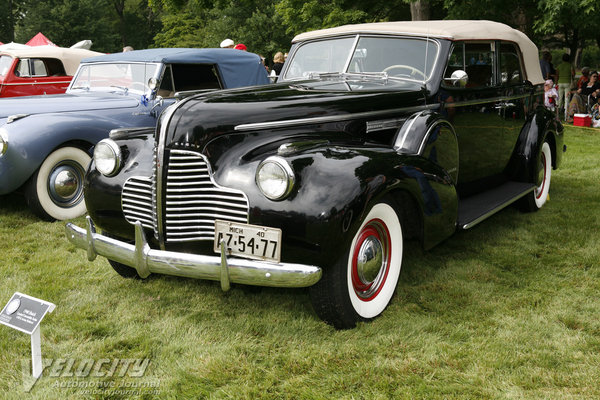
[280,34,441,84]
[67,61,163,96]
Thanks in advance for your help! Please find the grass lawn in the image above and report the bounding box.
[0,125,598,399]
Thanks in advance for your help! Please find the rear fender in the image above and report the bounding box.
[505,106,563,183]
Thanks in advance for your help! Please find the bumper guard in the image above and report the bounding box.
[65,217,322,290]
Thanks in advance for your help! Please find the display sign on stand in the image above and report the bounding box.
[0,292,55,378]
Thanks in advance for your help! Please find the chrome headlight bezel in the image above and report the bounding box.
[0,127,8,157]
[256,156,295,201]
[94,139,122,177]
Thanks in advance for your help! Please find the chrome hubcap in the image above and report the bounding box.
[357,236,384,284]
[48,162,84,207]
[352,219,390,301]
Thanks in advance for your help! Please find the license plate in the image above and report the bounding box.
[214,220,282,263]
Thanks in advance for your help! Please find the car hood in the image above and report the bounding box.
[0,92,141,120]
[165,78,428,148]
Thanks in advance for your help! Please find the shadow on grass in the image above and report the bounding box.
[0,192,39,224]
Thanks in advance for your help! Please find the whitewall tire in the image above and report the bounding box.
[310,199,403,329]
[25,146,91,221]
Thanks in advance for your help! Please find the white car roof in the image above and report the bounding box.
[0,46,102,75]
[293,20,544,85]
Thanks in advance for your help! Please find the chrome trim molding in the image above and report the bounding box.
[6,114,28,124]
[235,105,438,132]
[0,81,70,86]
[393,112,422,152]
[417,118,455,155]
[366,117,406,133]
[66,217,322,289]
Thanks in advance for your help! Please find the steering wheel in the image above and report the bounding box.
[383,65,426,80]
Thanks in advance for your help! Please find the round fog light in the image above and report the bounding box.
[256,156,295,200]
[94,139,122,176]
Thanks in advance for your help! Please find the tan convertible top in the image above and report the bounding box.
[293,20,544,85]
[0,46,102,75]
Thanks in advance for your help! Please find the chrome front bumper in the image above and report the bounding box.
[65,217,322,290]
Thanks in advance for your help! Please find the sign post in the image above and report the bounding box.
[0,292,55,378]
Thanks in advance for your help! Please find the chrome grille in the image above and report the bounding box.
[122,176,155,230]
[165,150,249,242]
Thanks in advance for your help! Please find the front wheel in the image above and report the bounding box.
[310,201,403,329]
[108,259,141,279]
[25,146,91,221]
[520,141,552,212]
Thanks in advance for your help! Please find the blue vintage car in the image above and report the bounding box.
[0,48,270,220]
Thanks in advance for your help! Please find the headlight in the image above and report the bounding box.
[0,127,8,157]
[256,156,295,200]
[94,139,122,176]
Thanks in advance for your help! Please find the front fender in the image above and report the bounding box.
[215,145,457,267]
[0,112,151,194]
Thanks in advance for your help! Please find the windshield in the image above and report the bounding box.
[69,62,159,94]
[0,55,13,77]
[282,36,439,82]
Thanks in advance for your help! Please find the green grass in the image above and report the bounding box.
[0,125,599,399]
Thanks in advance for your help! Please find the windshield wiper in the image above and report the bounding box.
[70,86,89,91]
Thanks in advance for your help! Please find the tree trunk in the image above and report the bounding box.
[410,0,430,21]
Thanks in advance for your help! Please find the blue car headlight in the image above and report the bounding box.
[94,139,122,176]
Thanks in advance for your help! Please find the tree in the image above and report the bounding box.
[0,0,27,42]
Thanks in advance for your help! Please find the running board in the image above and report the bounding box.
[458,181,535,230]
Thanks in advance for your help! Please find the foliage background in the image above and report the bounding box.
[2,0,600,68]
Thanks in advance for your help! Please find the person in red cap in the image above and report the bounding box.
[234,43,247,51]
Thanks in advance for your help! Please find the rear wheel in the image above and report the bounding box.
[25,146,91,221]
[310,200,403,329]
[520,141,552,212]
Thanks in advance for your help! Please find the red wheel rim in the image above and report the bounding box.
[536,151,547,200]
[351,218,392,301]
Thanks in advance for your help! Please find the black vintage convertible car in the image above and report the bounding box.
[66,20,564,328]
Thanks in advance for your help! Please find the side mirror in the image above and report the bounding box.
[446,70,468,87]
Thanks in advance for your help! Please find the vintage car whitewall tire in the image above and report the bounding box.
[521,141,552,212]
[310,200,403,329]
[25,146,91,221]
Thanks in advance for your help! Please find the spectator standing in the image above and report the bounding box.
[234,43,247,51]
[123,46,134,52]
[220,39,235,48]
[556,53,574,120]
[272,52,285,76]
[540,51,553,81]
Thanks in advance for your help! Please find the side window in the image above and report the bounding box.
[499,43,523,85]
[158,65,175,97]
[443,42,495,88]
[44,58,67,76]
[31,59,48,76]
[170,64,222,92]
[16,58,30,77]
